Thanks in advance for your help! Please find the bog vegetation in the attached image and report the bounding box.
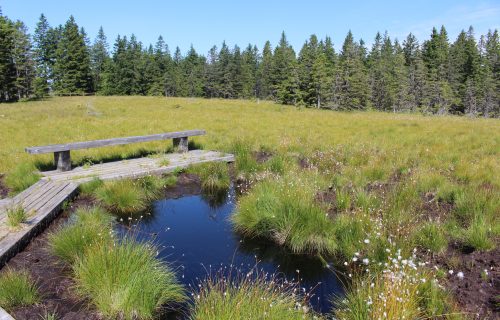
[0,8,499,117]
[0,96,498,319]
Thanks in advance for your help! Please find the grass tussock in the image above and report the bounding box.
[335,255,463,320]
[48,206,114,264]
[73,238,186,320]
[6,205,27,228]
[94,179,147,215]
[233,175,337,255]
[78,177,104,196]
[93,175,170,215]
[4,162,40,194]
[195,162,231,195]
[190,271,318,320]
[413,222,448,254]
[0,269,40,311]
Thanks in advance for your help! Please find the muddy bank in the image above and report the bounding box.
[3,195,100,320]
[2,175,203,320]
[429,245,499,319]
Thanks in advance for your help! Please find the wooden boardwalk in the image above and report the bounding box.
[0,150,234,268]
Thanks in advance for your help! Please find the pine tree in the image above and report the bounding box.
[0,13,17,101]
[182,45,205,97]
[332,31,370,110]
[298,34,320,105]
[229,45,244,97]
[11,20,34,100]
[32,14,58,97]
[271,32,299,104]
[403,34,426,111]
[241,44,258,98]
[422,26,454,114]
[91,26,109,93]
[256,41,273,99]
[204,45,219,98]
[53,16,92,94]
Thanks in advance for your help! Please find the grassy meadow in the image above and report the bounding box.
[0,96,499,319]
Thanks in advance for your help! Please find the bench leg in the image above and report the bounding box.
[173,137,188,153]
[54,151,71,171]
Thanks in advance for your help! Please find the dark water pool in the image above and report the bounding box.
[120,188,344,315]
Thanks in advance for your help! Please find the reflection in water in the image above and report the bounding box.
[117,188,344,314]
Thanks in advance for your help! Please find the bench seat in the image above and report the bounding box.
[25,129,206,171]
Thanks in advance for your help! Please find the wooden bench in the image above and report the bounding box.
[25,129,206,172]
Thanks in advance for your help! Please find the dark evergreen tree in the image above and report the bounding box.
[256,41,273,99]
[331,31,369,110]
[12,20,34,100]
[32,14,58,97]
[0,12,17,101]
[91,26,109,93]
[53,16,92,94]
[271,32,299,104]
[241,44,259,98]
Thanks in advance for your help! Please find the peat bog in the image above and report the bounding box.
[118,185,343,314]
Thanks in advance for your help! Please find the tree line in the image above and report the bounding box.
[1,9,499,117]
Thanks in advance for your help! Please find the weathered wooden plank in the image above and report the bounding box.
[0,307,15,320]
[0,182,78,268]
[18,181,61,211]
[26,130,206,154]
[11,179,49,204]
[26,182,70,213]
[42,150,224,181]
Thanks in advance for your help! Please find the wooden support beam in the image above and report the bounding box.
[54,150,71,171]
[173,137,188,153]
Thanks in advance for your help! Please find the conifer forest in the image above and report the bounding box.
[1,10,499,117]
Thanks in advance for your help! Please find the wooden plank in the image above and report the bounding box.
[26,130,206,154]
[25,182,69,213]
[0,182,78,268]
[11,179,49,204]
[44,151,231,183]
[42,150,219,181]
[0,307,15,320]
[16,181,60,210]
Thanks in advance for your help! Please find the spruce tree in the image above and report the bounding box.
[33,14,58,97]
[12,20,34,100]
[241,44,258,98]
[332,31,370,110]
[204,45,219,98]
[91,26,109,93]
[0,13,17,101]
[256,41,273,99]
[53,16,92,94]
[271,32,299,104]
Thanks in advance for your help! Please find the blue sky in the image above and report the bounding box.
[2,0,499,54]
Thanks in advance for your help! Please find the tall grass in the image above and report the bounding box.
[48,206,114,264]
[6,205,27,228]
[233,175,337,255]
[78,177,104,196]
[73,238,186,320]
[0,269,40,311]
[190,271,318,320]
[193,162,230,194]
[94,179,147,215]
[334,257,463,320]
[413,222,448,254]
[4,162,40,194]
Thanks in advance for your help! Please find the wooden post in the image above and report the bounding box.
[54,151,71,171]
[173,137,188,153]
